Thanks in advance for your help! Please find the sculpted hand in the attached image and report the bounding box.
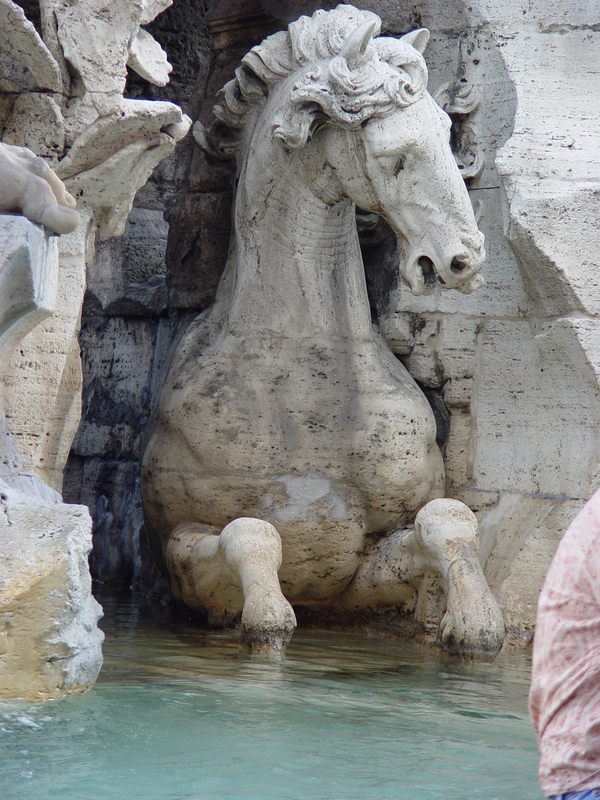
[0,143,80,234]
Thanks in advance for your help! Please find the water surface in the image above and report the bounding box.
[0,592,542,799]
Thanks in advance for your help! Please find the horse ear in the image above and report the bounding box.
[341,19,379,68]
[399,28,430,54]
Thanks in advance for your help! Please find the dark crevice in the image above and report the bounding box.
[416,382,451,457]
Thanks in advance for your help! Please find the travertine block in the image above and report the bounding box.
[4,213,90,491]
[497,31,600,317]
[2,93,65,160]
[444,412,472,489]
[0,479,103,701]
[473,319,600,498]
[496,499,584,638]
[0,0,62,92]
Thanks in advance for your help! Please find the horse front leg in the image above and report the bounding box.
[337,499,505,656]
[167,518,296,653]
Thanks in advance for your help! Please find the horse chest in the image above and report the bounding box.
[161,333,442,528]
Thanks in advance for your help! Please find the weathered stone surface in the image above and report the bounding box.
[58,99,187,180]
[54,0,144,116]
[53,0,600,651]
[0,479,103,701]
[494,500,584,639]
[4,212,89,492]
[63,312,183,589]
[86,208,168,316]
[2,93,65,160]
[0,216,58,368]
[359,0,600,32]
[0,218,101,703]
[64,457,144,586]
[69,136,178,237]
[58,99,191,237]
[166,191,231,309]
[476,494,584,639]
[496,30,600,317]
[1,0,190,491]
[0,0,201,703]
[72,316,157,461]
[128,28,172,86]
[0,0,62,92]
[0,216,58,481]
[367,5,600,642]
[473,319,600,498]
[141,0,173,27]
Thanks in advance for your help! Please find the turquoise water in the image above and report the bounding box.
[0,593,542,800]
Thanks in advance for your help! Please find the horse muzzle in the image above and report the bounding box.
[401,236,485,296]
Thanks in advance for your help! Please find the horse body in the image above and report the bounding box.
[142,73,450,599]
[141,7,504,654]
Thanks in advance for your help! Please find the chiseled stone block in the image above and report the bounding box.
[0,480,103,701]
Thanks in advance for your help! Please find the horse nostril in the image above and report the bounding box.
[418,256,437,285]
[450,258,467,274]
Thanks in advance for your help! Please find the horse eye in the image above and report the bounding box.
[394,156,405,176]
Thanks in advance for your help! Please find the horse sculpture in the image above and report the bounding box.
[141,5,505,656]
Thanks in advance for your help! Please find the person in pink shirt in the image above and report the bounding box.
[529,487,600,800]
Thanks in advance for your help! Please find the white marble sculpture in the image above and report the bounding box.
[142,6,505,656]
[0,143,80,234]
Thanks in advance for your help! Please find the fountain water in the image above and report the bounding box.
[0,592,541,800]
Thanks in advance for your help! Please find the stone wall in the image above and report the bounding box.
[64,0,600,640]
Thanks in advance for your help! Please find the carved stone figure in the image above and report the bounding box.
[0,143,80,234]
[142,5,504,656]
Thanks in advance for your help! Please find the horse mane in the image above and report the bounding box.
[203,4,428,162]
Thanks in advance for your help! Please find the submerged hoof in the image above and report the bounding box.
[240,626,295,655]
[439,586,505,658]
[241,590,297,655]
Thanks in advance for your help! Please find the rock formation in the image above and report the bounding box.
[0,212,103,700]
[1,0,191,492]
[0,0,190,698]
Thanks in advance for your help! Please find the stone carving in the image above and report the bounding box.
[0,0,189,697]
[0,143,80,234]
[142,5,504,655]
[433,49,484,182]
[1,0,191,491]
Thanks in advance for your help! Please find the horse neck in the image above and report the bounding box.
[222,115,373,341]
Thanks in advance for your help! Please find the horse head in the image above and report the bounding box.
[196,5,484,296]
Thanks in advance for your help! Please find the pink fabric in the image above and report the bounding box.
[529,488,600,796]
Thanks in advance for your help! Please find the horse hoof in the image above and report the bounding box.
[241,590,297,654]
[439,594,505,657]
